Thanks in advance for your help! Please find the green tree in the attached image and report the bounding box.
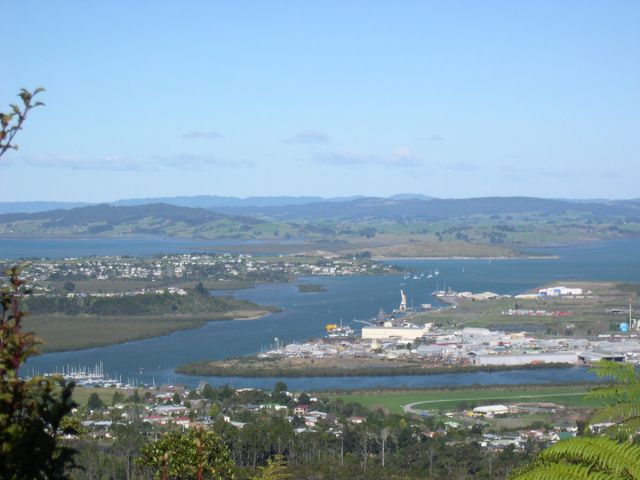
[59,416,86,437]
[209,404,220,418]
[139,428,235,480]
[0,90,79,479]
[112,389,126,405]
[511,361,640,479]
[113,422,148,480]
[63,281,75,293]
[251,454,291,480]
[1,265,77,479]
[87,392,105,411]
[202,383,215,400]
[195,282,208,296]
[129,389,142,403]
[271,382,289,405]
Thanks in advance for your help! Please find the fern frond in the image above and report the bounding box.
[539,437,640,479]
[586,385,626,402]
[511,462,624,480]
[591,361,637,385]
[590,402,640,425]
[604,417,640,442]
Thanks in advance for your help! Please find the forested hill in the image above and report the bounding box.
[210,196,640,221]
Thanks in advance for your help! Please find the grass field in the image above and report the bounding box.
[410,281,636,336]
[330,384,606,414]
[25,308,271,352]
[70,386,147,406]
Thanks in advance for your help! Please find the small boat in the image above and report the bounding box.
[325,321,355,338]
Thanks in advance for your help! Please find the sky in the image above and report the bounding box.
[1,1,639,202]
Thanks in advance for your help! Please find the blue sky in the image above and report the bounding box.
[2,1,639,201]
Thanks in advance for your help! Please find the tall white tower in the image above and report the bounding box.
[399,290,407,312]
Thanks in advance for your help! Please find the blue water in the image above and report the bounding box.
[0,236,304,260]
[20,238,640,389]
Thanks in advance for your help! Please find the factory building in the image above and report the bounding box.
[362,323,433,340]
[469,352,578,366]
[538,286,583,297]
[472,405,510,416]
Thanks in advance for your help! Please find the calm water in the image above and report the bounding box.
[20,238,640,389]
[0,236,303,260]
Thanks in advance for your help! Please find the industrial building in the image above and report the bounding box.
[361,323,433,340]
[469,352,579,366]
[538,286,583,297]
[473,405,510,416]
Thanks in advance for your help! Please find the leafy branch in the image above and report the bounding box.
[0,87,45,158]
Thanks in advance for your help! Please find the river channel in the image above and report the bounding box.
[13,238,640,389]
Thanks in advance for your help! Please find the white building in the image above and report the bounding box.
[362,323,433,340]
[538,286,583,297]
[470,352,578,366]
[473,405,510,416]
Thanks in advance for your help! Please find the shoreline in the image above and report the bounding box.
[377,255,560,260]
[175,360,581,378]
[321,380,601,396]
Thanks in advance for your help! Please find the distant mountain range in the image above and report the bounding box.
[1,193,636,216]
[0,194,433,214]
[210,196,640,221]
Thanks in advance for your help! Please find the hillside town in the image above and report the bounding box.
[1,253,395,293]
[67,380,580,457]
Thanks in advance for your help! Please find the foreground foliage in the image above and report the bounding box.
[0,267,77,478]
[0,89,78,479]
[512,361,640,480]
[139,429,235,480]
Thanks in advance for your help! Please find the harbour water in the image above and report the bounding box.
[14,238,640,389]
[0,236,304,260]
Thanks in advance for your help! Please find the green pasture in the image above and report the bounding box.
[331,384,605,414]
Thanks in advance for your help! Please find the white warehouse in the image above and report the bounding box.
[538,286,583,297]
[362,324,433,340]
[469,352,578,366]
